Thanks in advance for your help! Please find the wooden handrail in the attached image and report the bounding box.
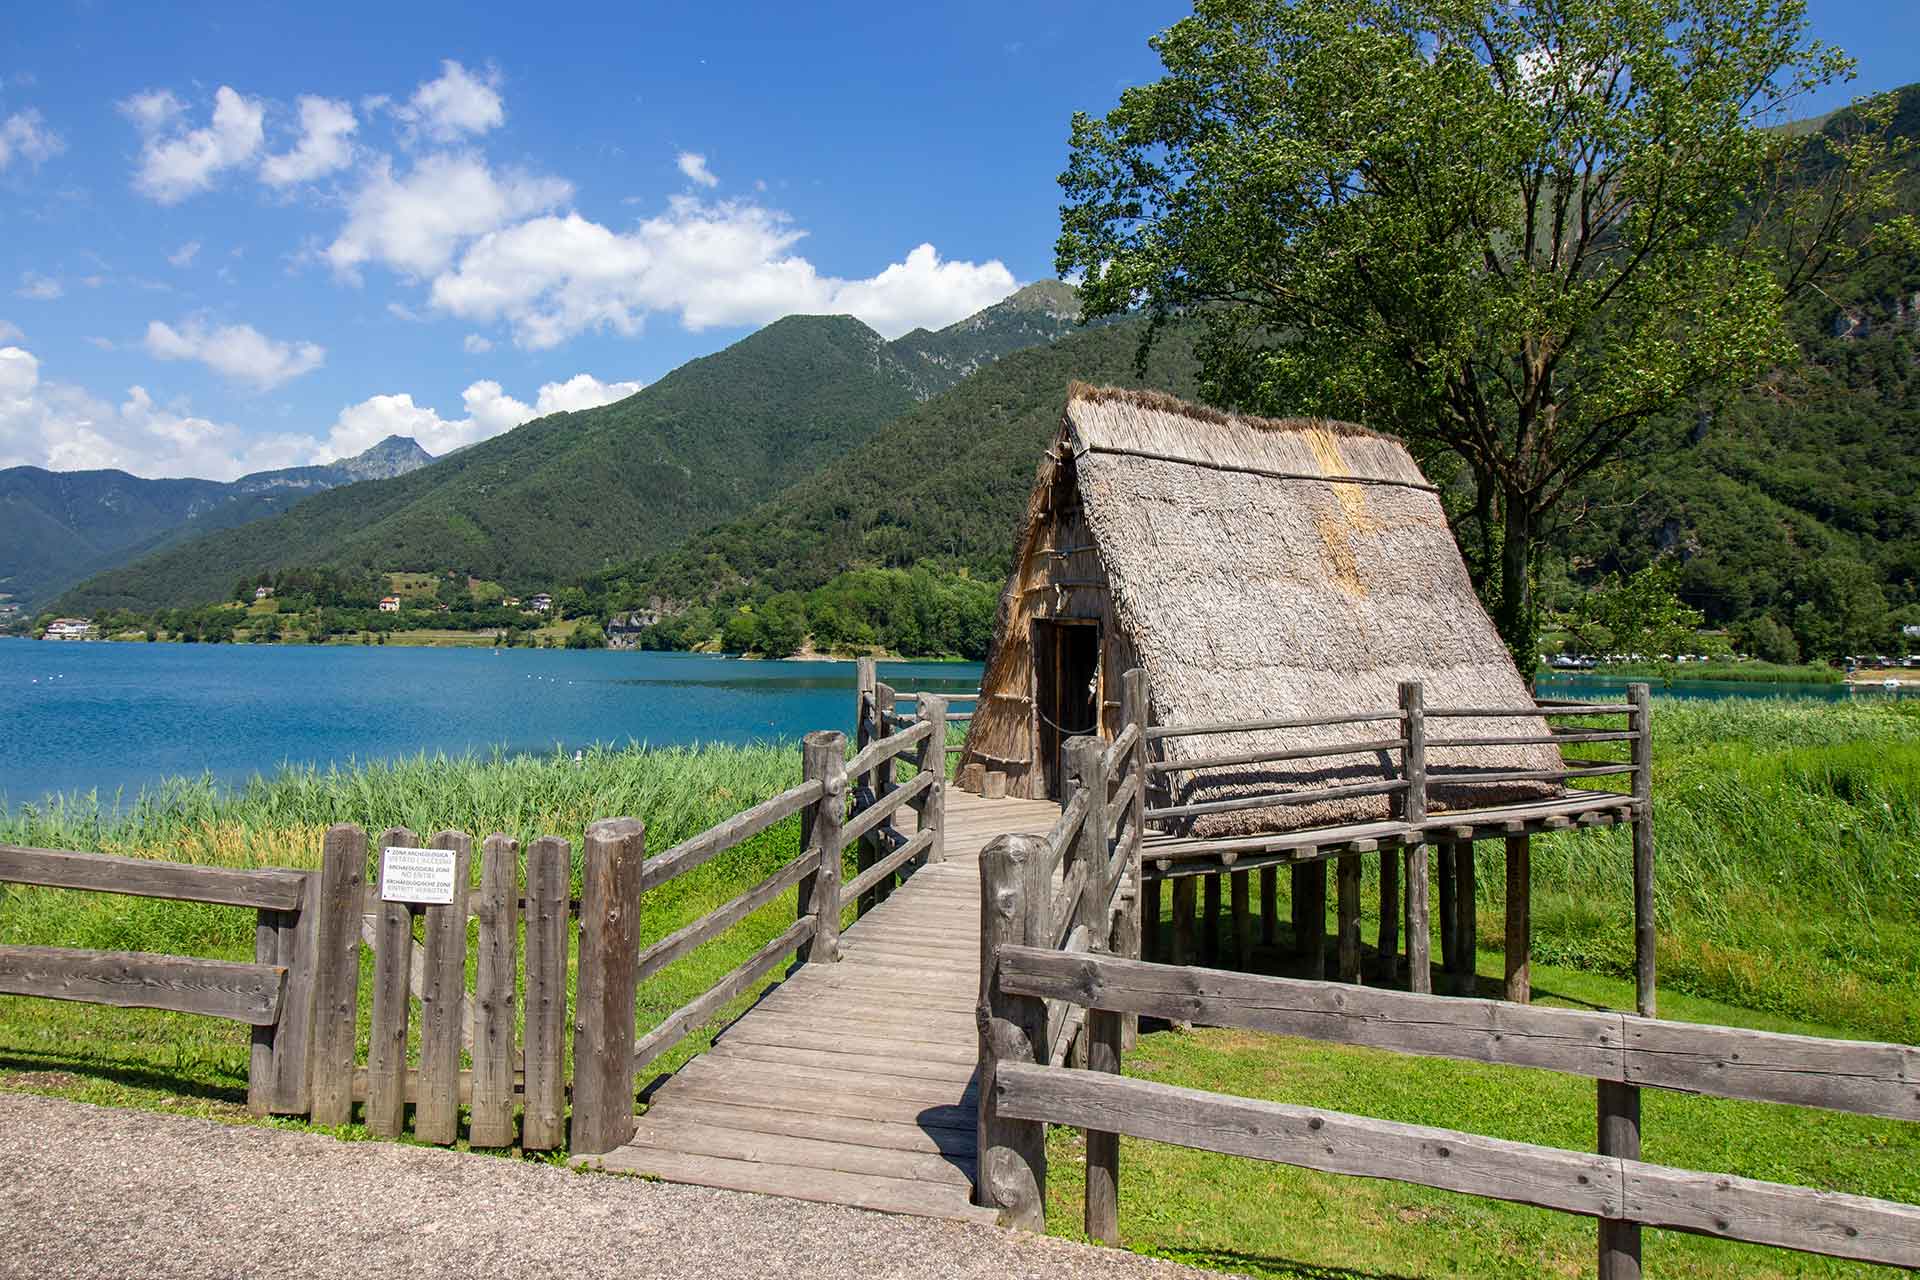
[0,844,307,911]
[839,829,935,909]
[1148,709,1404,740]
[1149,736,1407,774]
[0,945,287,1026]
[637,847,822,981]
[639,778,824,893]
[845,717,935,780]
[631,915,816,1080]
[1100,723,1141,774]
[842,768,934,847]
[1045,789,1092,871]
[1150,778,1409,823]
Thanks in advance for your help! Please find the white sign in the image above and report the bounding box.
[380,846,457,905]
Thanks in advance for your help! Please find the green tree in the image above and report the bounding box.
[1739,613,1801,664]
[1058,0,1914,664]
[1565,558,1705,660]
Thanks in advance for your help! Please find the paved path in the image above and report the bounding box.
[0,1092,1213,1280]
[597,790,1060,1221]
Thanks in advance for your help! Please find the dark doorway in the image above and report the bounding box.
[1034,619,1101,799]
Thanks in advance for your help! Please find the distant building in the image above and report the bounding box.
[502,596,521,608]
[254,585,273,600]
[43,618,94,640]
[529,593,553,614]
[378,596,401,613]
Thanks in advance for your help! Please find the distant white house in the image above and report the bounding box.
[378,596,402,613]
[254,585,273,600]
[529,593,553,614]
[43,618,94,640]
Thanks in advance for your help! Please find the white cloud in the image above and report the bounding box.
[396,60,504,143]
[0,109,64,171]
[260,95,357,186]
[326,151,571,280]
[168,241,201,268]
[463,333,493,354]
[676,151,718,188]
[386,301,424,322]
[126,85,266,203]
[428,195,1016,348]
[0,343,316,480]
[321,372,642,459]
[84,336,115,351]
[144,317,326,390]
[0,320,22,342]
[15,272,62,301]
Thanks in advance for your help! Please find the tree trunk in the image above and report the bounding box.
[1496,495,1539,670]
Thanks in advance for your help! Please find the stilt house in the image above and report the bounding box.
[955,384,1561,833]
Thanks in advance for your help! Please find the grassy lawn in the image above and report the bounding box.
[0,699,1914,1278]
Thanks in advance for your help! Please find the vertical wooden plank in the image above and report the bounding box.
[1201,873,1221,966]
[1171,875,1196,966]
[862,683,898,913]
[307,824,366,1126]
[1231,870,1251,970]
[1599,1079,1644,1279]
[1142,877,1162,963]
[1119,667,1149,1051]
[1084,999,1123,1244]
[1406,845,1431,994]
[247,908,284,1116]
[1337,854,1362,984]
[1505,833,1531,1004]
[1629,682,1656,1019]
[521,834,570,1151]
[1456,840,1478,996]
[797,730,847,965]
[977,833,1050,1230]
[1259,866,1278,947]
[364,825,416,1138]
[1301,860,1327,979]
[268,898,310,1114]
[470,832,520,1147]
[1377,851,1400,985]
[415,829,472,1145]
[916,694,948,863]
[571,816,646,1156]
[1400,681,1428,993]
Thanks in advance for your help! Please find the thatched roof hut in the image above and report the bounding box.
[956,384,1560,836]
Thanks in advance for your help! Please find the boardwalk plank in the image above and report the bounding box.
[591,1147,997,1223]
[626,1118,975,1186]
[637,1097,975,1156]
[710,1039,979,1085]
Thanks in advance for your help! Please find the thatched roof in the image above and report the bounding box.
[999,384,1560,837]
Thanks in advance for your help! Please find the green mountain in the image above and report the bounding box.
[0,435,433,612]
[51,287,1095,616]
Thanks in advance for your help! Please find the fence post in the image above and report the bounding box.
[1400,681,1430,994]
[977,832,1050,1230]
[798,730,847,965]
[364,825,417,1137]
[416,828,472,1145]
[1505,833,1531,1004]
[1085,753,1123,1245]
[306,823,366,1127]
[1628,682,1656,1019]
[1065,735,1107,1066]
[1454,840,1478,996]
[916,694,948,864]
[471,831,521,1148]
[572,816,646,1156]
[860,682,898,914]
[1119,669,1149,1009]
[855,656,877,750]
[1336,854,1362,983]
[521,834,572,1151]
[1598,1079,1644,1278]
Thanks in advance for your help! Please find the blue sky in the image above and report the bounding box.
[1,2,1913,480]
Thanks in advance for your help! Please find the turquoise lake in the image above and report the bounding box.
[0,641,980,809]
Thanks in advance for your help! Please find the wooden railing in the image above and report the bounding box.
[850,656,955,913]
[976,921,1920,1271]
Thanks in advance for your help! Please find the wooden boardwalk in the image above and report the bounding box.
[595,790,1060,1221]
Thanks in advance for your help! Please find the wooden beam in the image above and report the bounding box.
[0,945,284,1024]
[0,844,304,910]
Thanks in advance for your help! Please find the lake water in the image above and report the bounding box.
[0,640,980,809]
[1534,672,1919,705]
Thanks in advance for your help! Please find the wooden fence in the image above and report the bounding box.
[977,836,1920,1272]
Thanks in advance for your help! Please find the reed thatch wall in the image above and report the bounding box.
[959,384,1559,834]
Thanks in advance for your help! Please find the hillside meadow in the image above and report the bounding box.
[0,696,1916,1277]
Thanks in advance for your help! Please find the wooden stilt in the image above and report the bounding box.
[1406,843,1431,994]
[1201,873,1221,966]
[1455,840,1478,996]
[1377,849,1399,985]
[1505,833,1531,1003]
[1290,864,1311,955]
[1171,875,1195,966]
[1259,866,1278,947]
[1336,854,1362,983]
[1301,861,1327,979]
[1437,844,1456,977]
[1142,877,1162,963]
[1231,870,1251,970]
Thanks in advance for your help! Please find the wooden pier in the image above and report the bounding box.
[596,790,1058,1221]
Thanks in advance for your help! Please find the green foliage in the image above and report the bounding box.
[1563,558,1704,657]
[1057,0,1910,665]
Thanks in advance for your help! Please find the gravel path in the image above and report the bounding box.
[0,1093,1216,1280]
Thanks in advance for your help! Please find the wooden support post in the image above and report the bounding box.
[470,832,520,1148]
[1142,877,1162,963]
[1259,866,1278,947]
[521,835,571,1151]
[977,833,1050,1230]
[415,829,471,1146]
[247,907,285,1116]
[798,730,847,965]
[1377,852,1399,986]
[1437,844,1457,977]
[1598,1080,1644,1279]
[1119,667,1149,1050]
[1400,682,1429,994]
[1455,840,1478,996]
[1290,864,1310,956]
[915,694,948,864]
[1505,833,1531,1004]
[1231,870,1251,970]
[1336,854,1362,984]
[1301,861,1327,979]
[1171,876,1196,966]
[571,817,646,1156]
[1065,735,1108,1066]
[855,656,876,750]
[1084,989,1123,1245]
[363,826,416,1137]
[306,823,366,1127]
[1629,682,1656,1019]
[861,682,899,913]
[1201,873,1221,966]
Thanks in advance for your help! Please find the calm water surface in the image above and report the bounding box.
[1535,672,1919,704]
[0,640,979,808]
